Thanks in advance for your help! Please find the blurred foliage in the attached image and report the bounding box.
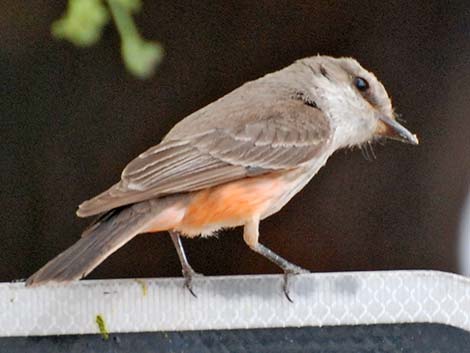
[108,0,164,79]
[52,0,109,46]
[52,0,163,79]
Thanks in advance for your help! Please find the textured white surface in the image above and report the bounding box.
[1,270,470,337]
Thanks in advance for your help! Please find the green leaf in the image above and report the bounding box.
[108,0,164,79]
[122,38,164,79]
[52,0,110,47]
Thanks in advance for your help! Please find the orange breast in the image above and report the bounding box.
[177,173,288,236]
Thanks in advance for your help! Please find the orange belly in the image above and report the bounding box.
[175,172,289,236]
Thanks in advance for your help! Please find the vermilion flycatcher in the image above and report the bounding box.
[26,56,418,299]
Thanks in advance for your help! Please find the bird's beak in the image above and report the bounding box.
[375,113,419,145]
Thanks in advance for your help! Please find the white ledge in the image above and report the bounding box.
[1,270,470,337]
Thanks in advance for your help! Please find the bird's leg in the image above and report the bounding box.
[169,231,202,297]
[251,243,310,302]
[243,218,309,302]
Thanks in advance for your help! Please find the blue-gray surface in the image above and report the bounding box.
[1,324,470,353]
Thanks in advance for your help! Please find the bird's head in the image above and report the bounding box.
[297,56,418,149]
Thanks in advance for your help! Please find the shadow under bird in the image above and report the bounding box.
[26,55,418,300]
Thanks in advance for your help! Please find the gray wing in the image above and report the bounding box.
[77,99,331,217]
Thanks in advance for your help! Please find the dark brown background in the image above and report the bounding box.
[1,1,469,282]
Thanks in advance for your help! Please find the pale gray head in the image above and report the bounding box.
[271,56,419,149]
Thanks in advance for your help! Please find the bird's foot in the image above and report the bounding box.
[282,266,310,303]
[182,267,204,298]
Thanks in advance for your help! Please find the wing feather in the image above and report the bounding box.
[77,99,331,217]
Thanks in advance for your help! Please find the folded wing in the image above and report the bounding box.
[77,99,331,217]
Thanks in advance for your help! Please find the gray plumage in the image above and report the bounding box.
[26,197,182,286]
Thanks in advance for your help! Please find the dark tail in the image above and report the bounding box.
[25,199,171,287]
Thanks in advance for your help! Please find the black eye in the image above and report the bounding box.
[354,77,369,92]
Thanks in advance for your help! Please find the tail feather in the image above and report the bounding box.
[25,199,170,287]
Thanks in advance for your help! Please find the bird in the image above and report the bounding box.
[26,55,418,300]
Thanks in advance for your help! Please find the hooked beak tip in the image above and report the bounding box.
[376,114,419,145]
[409,133,419,145]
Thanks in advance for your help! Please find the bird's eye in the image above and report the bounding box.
[354,77,369,92]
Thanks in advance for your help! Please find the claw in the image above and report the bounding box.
[182,267,203,298]
[283,267,310,303]
[248,242,310,302]
[185,279,198,298]
[170,231,203,298]
[283,272,294,303]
